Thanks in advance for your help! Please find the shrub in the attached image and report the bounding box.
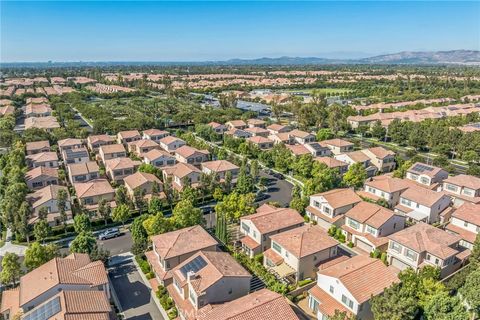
[168,307,178,320]
[371,249,381,259]
[347,241,354,248]
[380,252,388,265]
[297,278,313,287]
[254,254,264,264]
[328,225,337,237]
[146,271,155,280]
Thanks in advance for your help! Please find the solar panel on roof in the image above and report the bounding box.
[179,255,207,277]
[23,296,61,320]
[308,143,323,151]
[412,164,434,173]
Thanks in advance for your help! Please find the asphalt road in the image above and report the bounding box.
[257,171,294,207]
[99,231,133,256]
[109,259,165,320]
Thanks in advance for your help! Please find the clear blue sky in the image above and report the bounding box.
[1,1,479,62]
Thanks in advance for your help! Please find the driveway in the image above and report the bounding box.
[257,171,294,207]
[109,259,165,320]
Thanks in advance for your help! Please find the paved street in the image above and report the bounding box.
[257,171,294,207]
[109,259,165,320]
[99,231,133,256]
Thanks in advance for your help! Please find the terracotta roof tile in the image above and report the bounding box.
[74,179,114,198]
[241,205,304,234]
[312,188,362,209]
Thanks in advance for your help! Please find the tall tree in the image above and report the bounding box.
[111,204,131,228]
[69,231,97,255]
[423,291,469,320]
[33,219,51,244]
[115,185,129,206]
[172,199,203,228]
[73,213,91,234]
[342,163,367,189]
[460,269,480,317]
[57,189,68,234]
[24,242,59,271]
[0,252,22,286]
[97,198,111,226]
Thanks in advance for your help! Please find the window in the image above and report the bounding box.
[272,242,282,254]
[189,288,197,306]
[420,177,429,185]
[348,219,360,230]
[366,225,377,236]
[174,277,182,292]
[285,251,289,258]
[341,295,354,309]
[464,221,469,227]
[323,207,331,214]
[241,222,250,234]
[446,184,458,192]
[314,201,320,208]
[405,249,418,261]
[410,173,418,180]
[401,198,411,206]
[329,285,334,294]
[463,188,475,196]
[390,241,402,253]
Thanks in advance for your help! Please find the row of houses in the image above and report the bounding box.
[23,97,60,131]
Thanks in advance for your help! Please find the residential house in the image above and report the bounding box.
[159,136,187,153]
[226,120,247,130]
[196,289,300,320]
[247,136,274,150]
[446,203,480,250]
[341,201,406,253]
[0,105,14,117]
[128,139,160,157]
[74,179,116,211]
[322,138,354,155]
[98,144,127,163]
[25,103,52,117]
[26,152,59,168]
[61,146,89,165]
[167,251,252,320]
[26,185,72,226]
[25,140,50,155]
[267,123,291,134]
[305,142,332,157]
[124,171,162,200]
[87,134,115,152]
[387,222,467,278]
[441,174,480,206]
[225,128,252,139]
[269,132,294,145]
[314,157,349,175]
[25,166,58,190]
[264,225,339,283]
[0,254,111,320]
[361,147,396,172]
[67,161,100,184]
[175,146,210,166]
[360,175,412,208]
[117,129,141,146]
[247,118,266,128]
[308,255,399,320]
[206,122,228,134]
[143,149,177,168]
[57,138,83,152]
[24,116,60,132]
[406,162,449,189]
[145,225,218,286]
[289,129,316,145]
[104,157,141,183]
[163,163,202,191]
[240,204,304,257]
[143,128,170,142]
[306,189,362,230]
[245,127,270,137]
[335,151,377,177]
[395,186,451,224]
[201,160,239,183]
[286,144,311,157]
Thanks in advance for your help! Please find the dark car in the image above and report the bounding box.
[98,228,120,240]
[272,172,284,180]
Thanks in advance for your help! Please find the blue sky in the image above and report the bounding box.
[1,1,479,62]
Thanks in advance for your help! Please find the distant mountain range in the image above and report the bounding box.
[2,50,479,68]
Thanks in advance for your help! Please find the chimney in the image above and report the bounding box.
[187,271,196,282]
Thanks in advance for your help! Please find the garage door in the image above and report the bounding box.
[390,257,410,271]
[356,239,373,253]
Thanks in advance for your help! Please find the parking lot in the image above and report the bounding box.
[109,259,165,320]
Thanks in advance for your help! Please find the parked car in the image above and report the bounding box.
[272,172,284,180]
[98,228,120,240]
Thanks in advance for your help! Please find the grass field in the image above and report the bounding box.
[281,88,353,94]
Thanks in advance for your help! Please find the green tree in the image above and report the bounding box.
[97,198,111,226]
[423,291,469,320]
[143,212,174,236]
[371,120,387,140]
[172,199,203,228]
[342,163,367,189]
[73,213,91,233]
[69,231,97,254]
[16,201,32,243]
[115,185,129,206]
[148,196,164,214]
[111,204,131,228]
[235,164,254,194]
[24,242,59,271]
[316,128,334,141]
[33,219,51,243]
[56,189,68,234]
[460,269,480,316]
[250,160,259,182]
[214,192,255,223]
[1,252,22,286]
[371,282,418,320]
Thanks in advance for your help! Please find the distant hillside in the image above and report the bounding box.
[359,50,480,65]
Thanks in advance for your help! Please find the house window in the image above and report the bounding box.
[446,184,458,192]
[463,188,474,196]
[308,296,319,312]
[348,219,360,230]
[314,201,320,208]
[464,221,469,227]
[405,249,418,261]
[420,177,429,185]
[323,207,331,214]
[272,242,282,254]
[390,241,402,253]
[341,295,354,309]
[174,277,181,293]
[189,288,197,306]
[366,225,377,236]
[329,285,334,294]
[401,198,411,206]
[410,174,418,181]
[241,222,250,234]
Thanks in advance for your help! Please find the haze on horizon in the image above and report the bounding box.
[1,1,479,63]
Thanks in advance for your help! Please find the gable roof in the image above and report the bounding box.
[151,225,218,259]
[322,138,354,148]
[196,289,299,320]
[27,151,58,163]
[27,185,69,208]
[118,130,141,139]
[270,225,338,258]
[318,255,399,303]
[168,162,201,178]
[364,146,395,159]
[315,157,348,169]
[87,134,114,144]
[175,145,209,158]
[58,138,83,148]
[345,201,396,228]
[388,222,460,259]
[313,188,362,209]
[201,160,239,173]
[452,202,480,225]
[444,174,480,190]
[289,129,313,139]
[99,143,126,154]
[365,175,412,193]
[400,185,448,207]
[241,204,304,234]
[143,128,169,136]
[26,140,50,152]
[407,162,446,178]
[124,171,161,190]
[25,166,58,181]
[143,148,174,161]
[104,157,141,170]
[19,254,108,306]
[68,161,99,176]
[343,150,370,163]
[74,179,114,198]
[129,139,159,149]
[160,135,185,145]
